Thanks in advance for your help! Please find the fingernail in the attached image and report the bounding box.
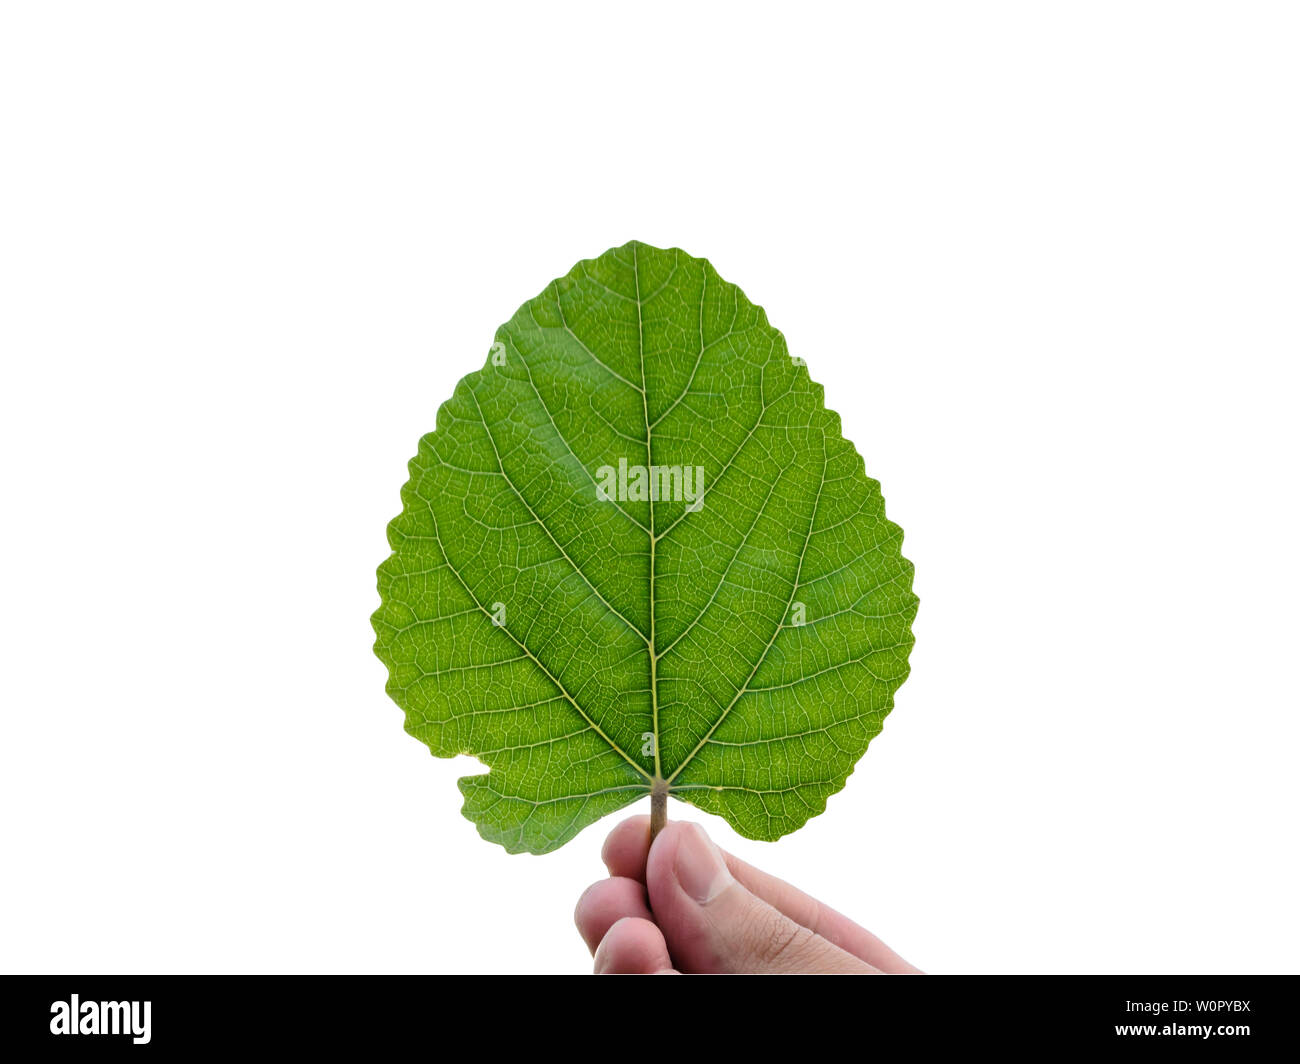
[674,823,732,904]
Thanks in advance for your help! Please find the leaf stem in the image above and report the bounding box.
[649,777,668,841]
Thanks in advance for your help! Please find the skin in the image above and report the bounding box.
[575,816,921,974]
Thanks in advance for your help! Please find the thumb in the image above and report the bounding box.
[645,822,879,974]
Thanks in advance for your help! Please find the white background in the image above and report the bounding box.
[2,2,1297,975]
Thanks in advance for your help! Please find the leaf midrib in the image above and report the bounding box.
[634,245,664,783]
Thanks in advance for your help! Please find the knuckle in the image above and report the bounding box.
[747,910,813,969]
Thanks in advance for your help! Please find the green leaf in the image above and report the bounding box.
[372,241,918,854]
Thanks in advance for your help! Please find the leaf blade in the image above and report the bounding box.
[373,241,917,853]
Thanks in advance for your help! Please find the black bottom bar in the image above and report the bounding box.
[1,974,1290,1052]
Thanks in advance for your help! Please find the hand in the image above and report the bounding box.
[575,816,921,974]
